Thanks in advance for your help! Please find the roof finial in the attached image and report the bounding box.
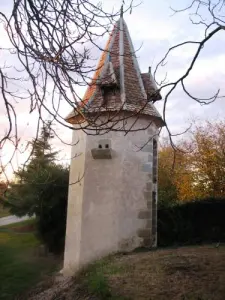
[120,4,124,18]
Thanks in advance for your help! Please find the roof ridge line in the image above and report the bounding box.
[123,21,147,101]
[119,16,125,104]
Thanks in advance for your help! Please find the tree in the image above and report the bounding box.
[158,120,225,204]
[158,140,194,206]
[158,144,178,207]
[187,120,225,198]
[0,177,8,197]
[4,123,69,253]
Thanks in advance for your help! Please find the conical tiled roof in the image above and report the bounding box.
[66,16,164,126]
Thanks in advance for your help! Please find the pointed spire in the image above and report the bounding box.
[120,4,124,18]
[65,15,164,125]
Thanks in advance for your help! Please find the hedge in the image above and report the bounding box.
[157,198,225,247]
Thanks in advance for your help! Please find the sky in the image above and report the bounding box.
[0,0,225,179]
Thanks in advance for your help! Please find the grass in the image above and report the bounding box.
[0,204,10,218]
[0,219,60,300]
[19,244,225,300]
[1,219,223,300]
[71,245,225,300]
[77,256,130,300]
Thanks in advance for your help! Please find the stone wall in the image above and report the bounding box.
[63,116,159,275]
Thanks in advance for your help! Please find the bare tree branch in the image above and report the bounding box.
[153,0,225,155]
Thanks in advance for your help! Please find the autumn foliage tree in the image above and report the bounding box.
[158,144,178,207]
[188,121,225,199]
[158,120,225,206]
[0,181,7,198]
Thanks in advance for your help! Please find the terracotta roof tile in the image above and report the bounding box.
[66,17,164,127]
[81,25,117,107]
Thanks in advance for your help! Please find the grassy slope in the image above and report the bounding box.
[2,221,224,300]
[15,244,225,300]
[75,245,225,300]
[0,220,59,300]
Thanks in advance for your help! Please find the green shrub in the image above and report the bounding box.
[35,165,69,253]
[5,164,69,254]
[3,123,69,254]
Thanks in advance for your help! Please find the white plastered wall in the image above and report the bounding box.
[63,127,87,276]
[63,116,159,275]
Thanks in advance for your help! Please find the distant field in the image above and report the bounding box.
[0,219,60,300]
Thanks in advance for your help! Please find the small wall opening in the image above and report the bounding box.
[92,139,112,159]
